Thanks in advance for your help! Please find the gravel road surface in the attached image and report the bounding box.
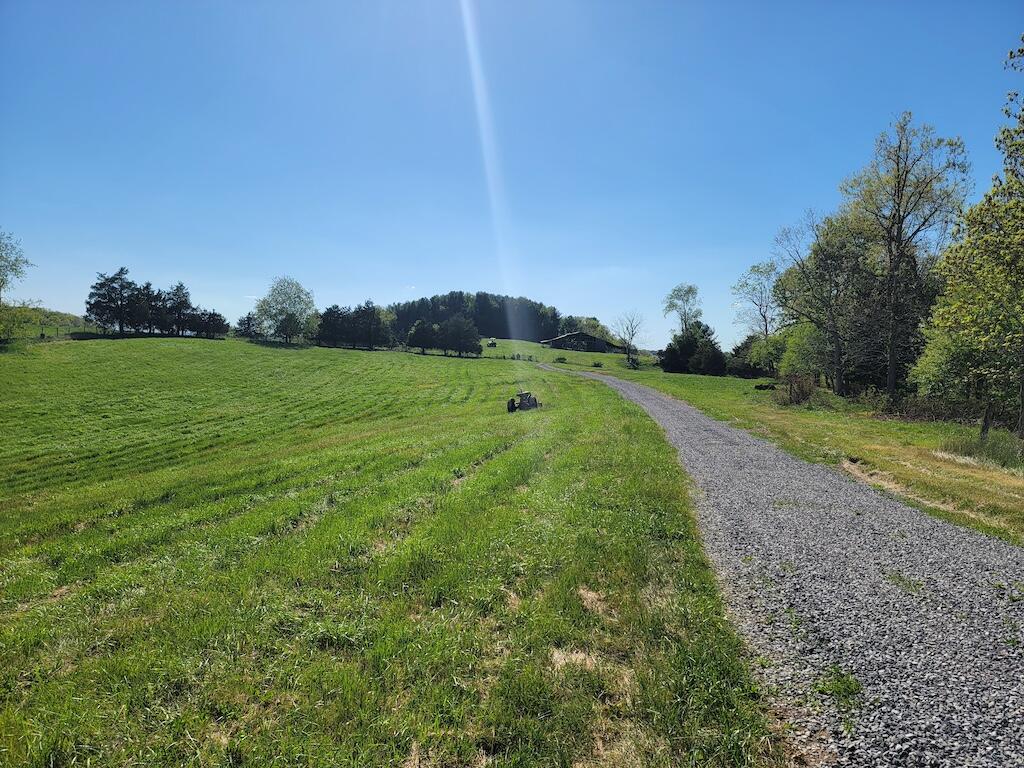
[572,370,1024,767]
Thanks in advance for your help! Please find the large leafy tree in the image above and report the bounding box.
[0,229,32,341]
[274,313,303,345]
[774,210,876,395]
[254,276,315,340]
[662,283,702,334]
[919,40,1024,437]
[440,315,482,357]
[0,229,31,308]
[842,112,971,399]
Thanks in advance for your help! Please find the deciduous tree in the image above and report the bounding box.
[0,229,31,309]
[919,42,1024,437]
[440,315,482,357]
[842,112,971,399]
[774,210,875,395]
[732,261,780,339]
[274,312,303,344]
[613,312,644,367]
[255,277,315,339]
[662,284,702,334]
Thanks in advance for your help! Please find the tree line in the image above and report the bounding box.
[85,268,229,338]
[235,278,486,356]
[235,280,615,357]
[388,290,613,344]
[723,40,1024,438]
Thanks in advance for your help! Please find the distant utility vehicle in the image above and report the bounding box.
[507,391,541,412]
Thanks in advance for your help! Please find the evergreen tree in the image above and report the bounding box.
[407,319,437,354]
[440,315,482,357]
[235,312,259,338]
[86,267,136,333]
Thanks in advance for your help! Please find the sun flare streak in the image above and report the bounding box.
[459,0,514,296]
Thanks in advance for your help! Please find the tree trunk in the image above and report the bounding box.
[885,325,898,401]
[981,400,995,442]
[885,260,899,401]
[831,335,844,397]
[1017,370,1024,439]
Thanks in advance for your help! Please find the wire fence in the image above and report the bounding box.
[10,322,107,340]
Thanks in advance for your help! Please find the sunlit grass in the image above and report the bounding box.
[0,339,778,767]
[482,337,658,372]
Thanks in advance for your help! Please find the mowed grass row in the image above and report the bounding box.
[0,340,778,767]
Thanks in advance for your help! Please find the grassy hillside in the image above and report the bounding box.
[0,339,777,767]
[483,338,658,372]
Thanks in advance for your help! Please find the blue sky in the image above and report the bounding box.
[1,1,1020,347]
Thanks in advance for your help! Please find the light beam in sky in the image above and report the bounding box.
[459,0,527,339]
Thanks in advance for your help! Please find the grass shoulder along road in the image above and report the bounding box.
[537,349,1024,546]
[0,338,779,767]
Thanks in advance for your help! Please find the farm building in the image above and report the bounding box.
[540,331,625,353]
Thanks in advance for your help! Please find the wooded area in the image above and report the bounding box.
[723,42,1024,441]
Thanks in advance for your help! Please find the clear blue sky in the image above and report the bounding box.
[1,1,1020,347]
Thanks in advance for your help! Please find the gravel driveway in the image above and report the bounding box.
[571,370,1024,767]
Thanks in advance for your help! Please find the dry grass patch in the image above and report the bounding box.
[577,585,610,617]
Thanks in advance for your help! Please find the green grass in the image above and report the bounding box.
[482,338,659,372]
[813,667,861,712]
[0,339,778,767]
[941,430,1024,470]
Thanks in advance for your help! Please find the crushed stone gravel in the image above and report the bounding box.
[571,369,1024,767]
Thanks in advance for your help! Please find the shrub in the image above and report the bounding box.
[941,430,1023,469]
[554,356,567,363]
[773,375,816,406]
[592,361,603,368]
[853,386,889,412]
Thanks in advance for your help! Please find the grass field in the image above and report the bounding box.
[483,338,658,372]
[0,339,777,767]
